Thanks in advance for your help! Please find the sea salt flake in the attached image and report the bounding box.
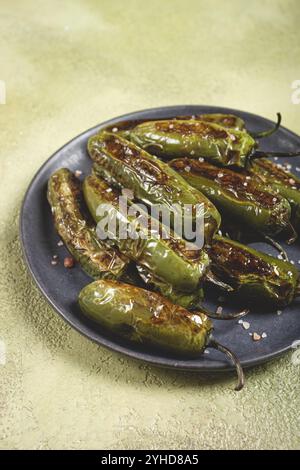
[252,332,261,341]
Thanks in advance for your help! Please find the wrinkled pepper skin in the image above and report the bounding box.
[47,168,128,279]
[207,236,299,308]
[250,158,300,233]
[176,113,245,131]
[128,120,256,168]
[88,131,221,244]
[169,158,292,238]
[79,279,212,356]
[82,174,210,299]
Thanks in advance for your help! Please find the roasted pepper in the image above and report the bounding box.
[79,279,245,390]
[128,116,298,168]
[177,112,281,139]
[249,158,300,234]
[82,173,210,300]
[169,158,293,241]
[206,235,300,308]
[47,168,128,279]
[88,131,221,244]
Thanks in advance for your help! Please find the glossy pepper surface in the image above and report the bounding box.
[79,279,212,356]
[207,235,300,308]
[88,131,221,244]
[169,158,292,238]
[79,279,245,390]
[82,173,210,299]
[128,119,256,168]
[250,158,300,233]
[47,168,128,279]
[175,113,246,131]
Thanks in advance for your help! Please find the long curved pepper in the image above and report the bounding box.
[79,279,245,391]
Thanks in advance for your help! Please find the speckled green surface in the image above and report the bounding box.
[0,0,300,450]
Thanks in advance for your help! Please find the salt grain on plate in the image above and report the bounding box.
[252,332,261,341]
[216,306,223,315]
[57,240,64,247]
[242,321,250,330]
[51,260,58,266]
[262,332,267,338]
[277,310,282,315]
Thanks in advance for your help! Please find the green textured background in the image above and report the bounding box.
[1,0,300,450]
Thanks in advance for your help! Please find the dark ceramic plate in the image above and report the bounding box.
[20,106,300,372]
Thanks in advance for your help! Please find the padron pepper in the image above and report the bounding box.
[175,112,282,139]
[249,158,300,234]
[169,158,294,243]
[206,235,300,308]
[108,112,280,138]
[47,168,128,279]
[87,131,221,244]
[82,173,209,306]
[79,279,245,390]
[127,115,299,168]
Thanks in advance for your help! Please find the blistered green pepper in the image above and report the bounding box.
[169,158,293,242]
[207,235,300,308]
[79,279,245,390]
[127,115,299,168]
[129,119,256,167]
[47,168,128,279]
[82,173,210,302]
[88,131,221,244]
[249,158,300,234]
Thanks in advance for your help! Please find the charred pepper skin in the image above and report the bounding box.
[79,279,245,390]
[169,158,292,238]
[207,235,299,308]
[128,119,256,168]
[47,168,128,279]
[82,173,210,302]
[88,131,221,244]
[250,158,300,233]
[79,279,212,356]
[176,113,246,131]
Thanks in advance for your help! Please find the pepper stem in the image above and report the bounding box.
[263,235,289,261]
[251,150,300,160]
[208,338,245,391]
[251,113,281,139]
[205,269,234,292]
[286,222,298,245]
[201,306,249,321]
